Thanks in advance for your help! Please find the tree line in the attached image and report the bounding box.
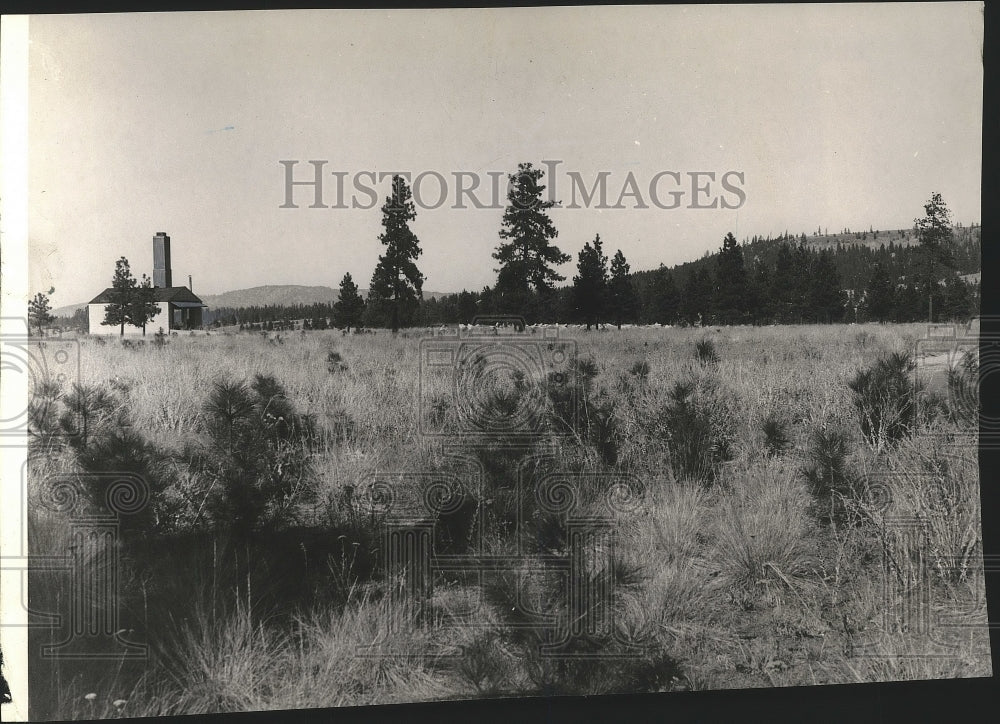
[343,170,979,328]
[37,165,980,335]
[335,167,979,330]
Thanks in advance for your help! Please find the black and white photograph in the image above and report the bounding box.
[0,4,990,720]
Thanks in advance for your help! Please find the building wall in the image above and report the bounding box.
[87,303,171,336]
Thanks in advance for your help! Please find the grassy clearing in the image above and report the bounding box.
[25,323,990,717]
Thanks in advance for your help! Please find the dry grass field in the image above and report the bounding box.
[25,322,990,718]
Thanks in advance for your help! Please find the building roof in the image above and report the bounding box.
[88,286,205,305]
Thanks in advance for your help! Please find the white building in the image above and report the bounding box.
[87,285,205,336]
[87,232,206,335]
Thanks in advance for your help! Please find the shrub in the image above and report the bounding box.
[27,377,65,457]
[801,425,857,522]
[945,348,978,428]
[189,374,317,538]
[327,351,347,373]
[587,398,620,468]
[59,382,123,449]
[40,381,179,535]
[629,360,650,381]
[761,412,792,457]
[847,351,922,450]
[455,630,512,696]
[545,357,599,437]
[72,427,177,536]
[574,382,621,467]
[695,338,719,365]
[481,552,671,696]
[657,381,732,484]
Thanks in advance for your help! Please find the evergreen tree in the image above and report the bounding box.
[747,262,771,324]
[697,267,715,325]
[477,285,497,317]
[333,272,366,332]
[102,256,137,336]
[457,290,478,324]
[914,192,956,321]
[941,274,973,322]
[862,262,894,322]
[493,162,570,319]
[714,232,748,325]
[646,265,680,326]
[127,274,160,335]
[367,175,424,332]
[608,248,639,328]
[770,243,795,323]
[893,283,922,323]
[809,249,844,323]
[572,234,608,329]
[790,241,813,322]
[28,290,55,336]
[680,266,713,326]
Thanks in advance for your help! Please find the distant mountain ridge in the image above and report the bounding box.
[198,285,341,310]
[52,284,451,317]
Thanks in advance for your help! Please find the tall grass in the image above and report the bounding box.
[24,324,990,716]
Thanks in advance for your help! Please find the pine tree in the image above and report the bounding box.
[648,265,679,326]
[102,256,137,336]
[893,283,922,323]
[747,263,771,324]
[862,262,894,322]
[493,162,570,319]
[367,176,424,332]
[333,272,366,332]
[127,274,160,335]
[680,266,713,326]
[914,192,956,322]
[941,274,973,322]
[457,291,478,324]
[790,241,813,322]
[714,232,748,325]
[28,290,55,336]
[809,249,844,323]
[607,248,639,329]
[771,243,795,323]
[572,234,608,329]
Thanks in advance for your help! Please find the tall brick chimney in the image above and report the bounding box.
[153,232,172,288]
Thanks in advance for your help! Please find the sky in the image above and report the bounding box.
[25,4,983,308]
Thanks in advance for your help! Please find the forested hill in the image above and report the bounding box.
[414,223,980,328]
[631,225,981,297]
